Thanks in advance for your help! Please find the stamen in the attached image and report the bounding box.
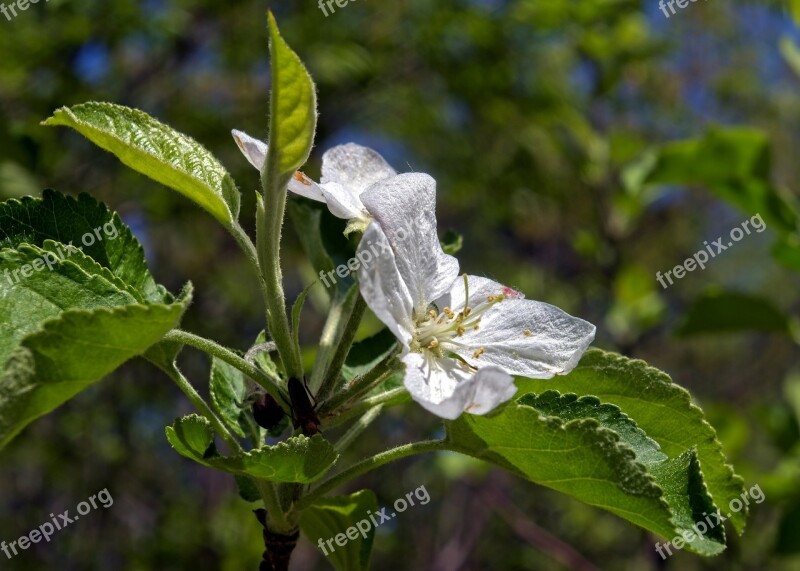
[473,347,485,359]
[293,171,313,186]
[523,329,532,337]
[456,326,465,336]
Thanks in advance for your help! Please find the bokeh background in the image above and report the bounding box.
[1,0,799,569]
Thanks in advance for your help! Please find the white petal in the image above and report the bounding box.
[356,222,415,347]
[231,129,267,171]
[441,275,596,378]
[402,353,516,420]
[319,182,367,220]
[360,173,460,316]
[288,172,326,202]
[321,143,396,196]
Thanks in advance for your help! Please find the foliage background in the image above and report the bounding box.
[1,0,799,569]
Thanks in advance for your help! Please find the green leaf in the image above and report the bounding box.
[43,103,239,226]
[676,290,792,336]
[299,490,379,571]
[0,190,166,303]
[210,357,248,439]
[166,415,338,483]
[267,13,317,175]
[0,288,192,450]
[238,434,337,482]
[628,127,799,233]
[341,328,398,382]
[447,391,725,555]
[235,475,262,503]
[517,349,747,534]
[292,282,315,352]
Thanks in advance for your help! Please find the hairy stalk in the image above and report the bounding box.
[296,439,452,511]
[260,164,303,381]
[308,285,358,395]
[334,405,384,454]
[319,347,400,415]
[230,222,272,304]
[163,329,288,408]
[316,294,368,401]
[322,387,410,429]
[255,479,293,533]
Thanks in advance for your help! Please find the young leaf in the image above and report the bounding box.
[0,287,192,450]
[517,349,747,533]
[210,357,248,439]
[166,415,338,483]
[266,13,317,176]
[42,103,239,226]
[446,391,726,555]
[299,490,379,571]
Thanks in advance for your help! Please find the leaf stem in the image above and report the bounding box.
[316,293,368,401]
[296,439,452,511]
[334,405,384,454]
[319,347,400,415]
[322,387,410,429]
[255,478,294,533]
[163,329,287,406]
[260,165,304,381]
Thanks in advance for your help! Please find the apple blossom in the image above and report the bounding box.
[356,173,597,419]
[232,130,395,232]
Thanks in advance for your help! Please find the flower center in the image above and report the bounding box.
[410,277,521,359]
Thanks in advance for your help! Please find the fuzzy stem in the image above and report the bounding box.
[296,439,451,510]
[163,329,287,407]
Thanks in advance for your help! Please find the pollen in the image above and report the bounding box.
[487,295,496,302]
[473,347,485,359]
[523,329,532,337]
[443,307,455,319]
[428,338,440,349]
[463,307,472,317]
[456,326,466,336]
[429,309,438,319]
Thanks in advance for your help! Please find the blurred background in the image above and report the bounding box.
[1,0,800,569]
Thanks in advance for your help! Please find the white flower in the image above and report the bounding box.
[356,173,596,419]
[231,130,395,232]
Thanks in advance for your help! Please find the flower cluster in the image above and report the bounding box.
[234,133,596,419]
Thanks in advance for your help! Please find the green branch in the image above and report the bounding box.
[163,329,287,406]
[296,439,452,511]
